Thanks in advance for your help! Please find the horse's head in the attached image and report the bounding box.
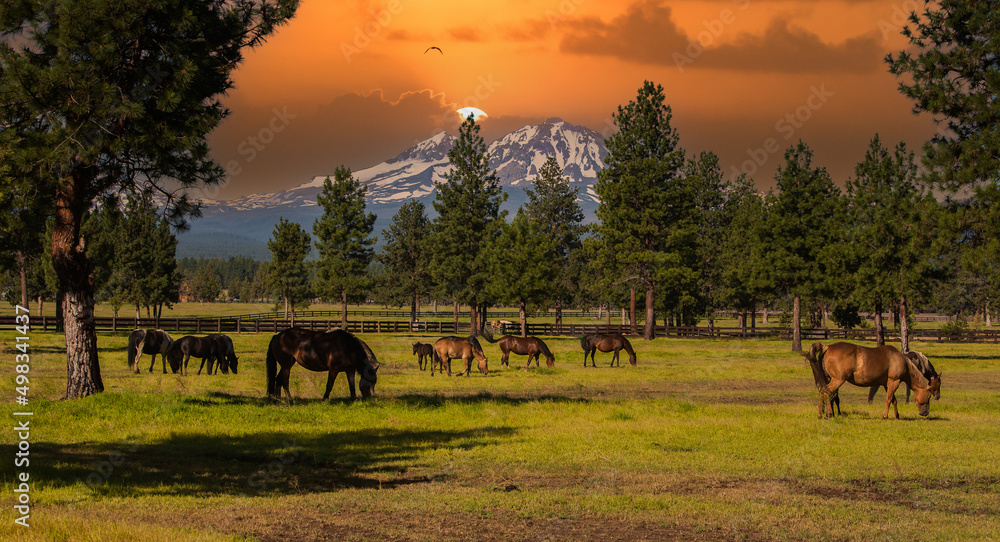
[545,353,555,368]
[228,355,239,375]
[928,373,941,400]
[360,364,378,398]
[913,386,932,417]
[478,356,489,376]
[412,343,420,355]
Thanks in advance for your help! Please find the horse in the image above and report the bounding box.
[802,341,932,419]
[207,334,239,375]
[412,342,434,371]
[127,329,174,374]
[866,349,941,404]
[266,327,379,403]
[580,333,636,367]
[498,335,555,368]
[165,335,220,376]
[432,336,488,377]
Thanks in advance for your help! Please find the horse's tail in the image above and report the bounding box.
[802,342,829,390]
[127,332,141,368]
[479,326,498,343]
[579,335,589,351]
[265,334,279,398]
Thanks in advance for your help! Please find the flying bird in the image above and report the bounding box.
[424,46,443,54]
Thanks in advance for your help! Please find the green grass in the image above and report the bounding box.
[1,328,998,541]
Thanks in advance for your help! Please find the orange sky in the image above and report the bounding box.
[206,0,938,199]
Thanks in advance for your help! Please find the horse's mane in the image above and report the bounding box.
[801,342,830,389]
[479,327,498,343]
[538,339,554,358]
[903,357,930,389]
[620,336,636,354]
[467,335,486,354]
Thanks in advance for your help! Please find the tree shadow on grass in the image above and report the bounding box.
[36,424,516,498]
[391,392,592,408]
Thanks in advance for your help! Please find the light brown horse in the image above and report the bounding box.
[803,342,932,419]
[266,327,379,403]
[412,342,434,371]
[867,350,941,404]
[498,335,555,368]
[580,333,636,367]
[432,336,488,377]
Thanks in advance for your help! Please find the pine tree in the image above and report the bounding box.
[524,156,585,330]
[765,142,842,352]
[429,114,507,335]
[718,175,772,334]
[844,136,922,347]
[313,166,377,324]
[377,200,432,328]
[267,218,312,322]
[594,81,688,340]
[488,210,556,336]
[0,0,298,398]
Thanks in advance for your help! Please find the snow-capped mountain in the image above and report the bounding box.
[179,118,607,258]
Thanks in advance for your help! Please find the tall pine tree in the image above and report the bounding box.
[594,81,688,340]
[267,218,312,322]
[429,115,507,335]
[377,200,432,329]
[313,166,376,324]
[0,0,298,398]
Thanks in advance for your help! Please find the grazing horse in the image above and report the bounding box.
[803,342,932,419]
[866,349,941,404]
[266,327,379,403]
[127,329,174,374]
[432,336,488,377]
[498,335,555,368]
[165,336,220,376]
[207,334,239,375]
[412,342,434,371]
[580,333,636,367]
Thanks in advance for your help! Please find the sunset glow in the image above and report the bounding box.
[207,0,937,199]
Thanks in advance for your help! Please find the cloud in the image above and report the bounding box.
[208,90,457,198]
[448,26,485,42]
[557,0,883,74]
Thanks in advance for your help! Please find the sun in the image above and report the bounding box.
[456,107,488,122]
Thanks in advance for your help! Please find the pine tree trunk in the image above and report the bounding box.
[792,295,801,352]
[874,301,885,346]
[605,303,611,326]
[630,288,637,336]
[452,300,459,333]
[900,294,910,353]
[519,301,527,337]
[341,289,348,325]
[17,251,28,309]
[410,292,417,331]
[470,301,478,337]
[52,176,103,398]
[644,283,655,340]
[555,298,563,334]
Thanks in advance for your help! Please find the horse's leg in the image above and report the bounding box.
[463,355,472,377]
[822,378,846,419]
[346,370,357,399]
[157,354,165,374]
[867,386,879,405]
[197,356,207,375]
[611,349,619,367]
[323,370,340,400]
[280,366,294,405]
[182,354,190,376]
[883,379,903,419]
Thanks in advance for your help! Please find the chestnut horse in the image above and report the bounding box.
[266,327,379,403]
[498,335,555,368]
[412,342,434,371]
[580,333,636,367]
[867,350,941,404]
[803,342,932,419]
[432,336,488,377]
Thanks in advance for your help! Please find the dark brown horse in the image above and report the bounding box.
[266,327,379,403]
[580,333,636,367]
[165,335,220,376]
[207,334,239,375]
[412,342,434,371]
[127,329,174,374]
[432,336,488,377]
[803,342,932,419]
[498,335,555,368]
[867,350,941,404]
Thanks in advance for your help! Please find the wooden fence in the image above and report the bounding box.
[3,316,998,343]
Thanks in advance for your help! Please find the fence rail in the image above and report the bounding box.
[2,316,997,343]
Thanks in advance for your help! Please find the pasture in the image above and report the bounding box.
[2,329,999,541]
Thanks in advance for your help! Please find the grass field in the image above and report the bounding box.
[1,327,998,541]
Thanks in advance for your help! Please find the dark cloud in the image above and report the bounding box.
[558,0,882,74]
[208,90,455,198]
[448,26,484,42]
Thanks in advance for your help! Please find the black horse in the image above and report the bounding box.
[266,327,379,403]
[127,329,174,374]
[165,335,220,376]
[207,334,239,375]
